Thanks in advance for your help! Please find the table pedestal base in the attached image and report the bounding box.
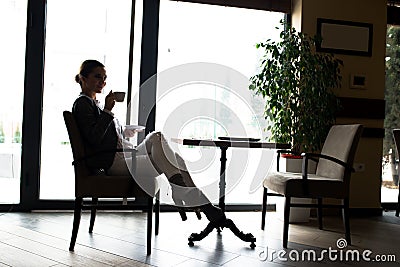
[187,218,256,249]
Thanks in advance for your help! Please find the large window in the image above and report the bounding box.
[0,0,27,204]
[382,24,400,203]
[156,1,285,204]
[40,0,134,199]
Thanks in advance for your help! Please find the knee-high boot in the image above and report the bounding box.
[169,174,225,223]
[169,174,189,220]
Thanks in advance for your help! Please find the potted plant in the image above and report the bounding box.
[249,21,343,222]
[249,21,343,154]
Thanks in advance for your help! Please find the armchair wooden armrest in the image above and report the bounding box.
[300,152,355,196]
[300,152,355,179]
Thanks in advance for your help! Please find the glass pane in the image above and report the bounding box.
[40,0,132,199]
[382,24,400,203]
[156,1,284,204]
[0,0,27,204]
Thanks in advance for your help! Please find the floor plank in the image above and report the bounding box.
[0,242,59,267]
[0,210,399,266]
[0,226,130,265]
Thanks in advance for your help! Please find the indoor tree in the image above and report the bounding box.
[249,21,342,153]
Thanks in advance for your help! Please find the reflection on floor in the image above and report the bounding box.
[0,210,399,266]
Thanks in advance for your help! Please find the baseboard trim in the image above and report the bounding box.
[310,207,383,217]
[0,203,387,216]
[349,207,383,217]
[158,205,385,216]
[159,204,275,212]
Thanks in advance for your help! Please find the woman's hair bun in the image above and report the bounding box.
[75,74,81,84]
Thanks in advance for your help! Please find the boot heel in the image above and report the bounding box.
[195,210,202,220]
[178,208,188,221]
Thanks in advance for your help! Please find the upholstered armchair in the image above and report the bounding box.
[261,124,363,248]
[63,111,160,255]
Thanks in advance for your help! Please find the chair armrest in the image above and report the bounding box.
[301,152,355,173]
[72,147,137,166]
[299,152,354,196]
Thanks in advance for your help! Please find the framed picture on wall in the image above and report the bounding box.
[316,18,373,57]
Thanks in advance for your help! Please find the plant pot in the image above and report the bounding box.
[276,197,312,223]
[389,151,399,186]
[278,156,317,223]
[280,154,317,173]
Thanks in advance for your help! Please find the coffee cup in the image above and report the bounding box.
[113,91,126,102]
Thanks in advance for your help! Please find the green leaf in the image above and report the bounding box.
[248,21,342,152]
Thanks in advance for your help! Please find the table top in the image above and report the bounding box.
[171,138,291,149]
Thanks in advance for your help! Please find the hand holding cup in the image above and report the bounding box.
[104,90,116,110]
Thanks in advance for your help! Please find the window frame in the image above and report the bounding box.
[0,0,291,211]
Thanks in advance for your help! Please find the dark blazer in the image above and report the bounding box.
[72,95,118,170]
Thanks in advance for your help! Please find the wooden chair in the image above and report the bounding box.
[63,111,160,255]
[391,129,400,217]
[261,124,363,248]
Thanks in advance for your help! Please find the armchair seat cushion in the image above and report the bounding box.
[264,172,346,198]
[76,174,159,198]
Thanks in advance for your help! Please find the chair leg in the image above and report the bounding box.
[283,196,291,248]
[342,198,351,245]
[155,192,160,236]
[317,198,323,230]
[147,197,154,255]
[69,197,83,251]
[261,187,268,230]
[89,197,98,233]
[396,187,400,217]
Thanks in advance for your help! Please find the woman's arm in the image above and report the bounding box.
[72,96,115,146]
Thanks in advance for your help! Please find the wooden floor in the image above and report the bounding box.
[0,209,399,266]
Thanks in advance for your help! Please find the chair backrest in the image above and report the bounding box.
[316,124,363,181]
[63,111,90,177]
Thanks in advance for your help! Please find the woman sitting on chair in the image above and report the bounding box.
[72,59,225,224]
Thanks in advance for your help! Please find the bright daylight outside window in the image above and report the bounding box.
[382,24,400,203]
[40,0,134,199]
[156,1,285,204]
[0,0,27,204]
